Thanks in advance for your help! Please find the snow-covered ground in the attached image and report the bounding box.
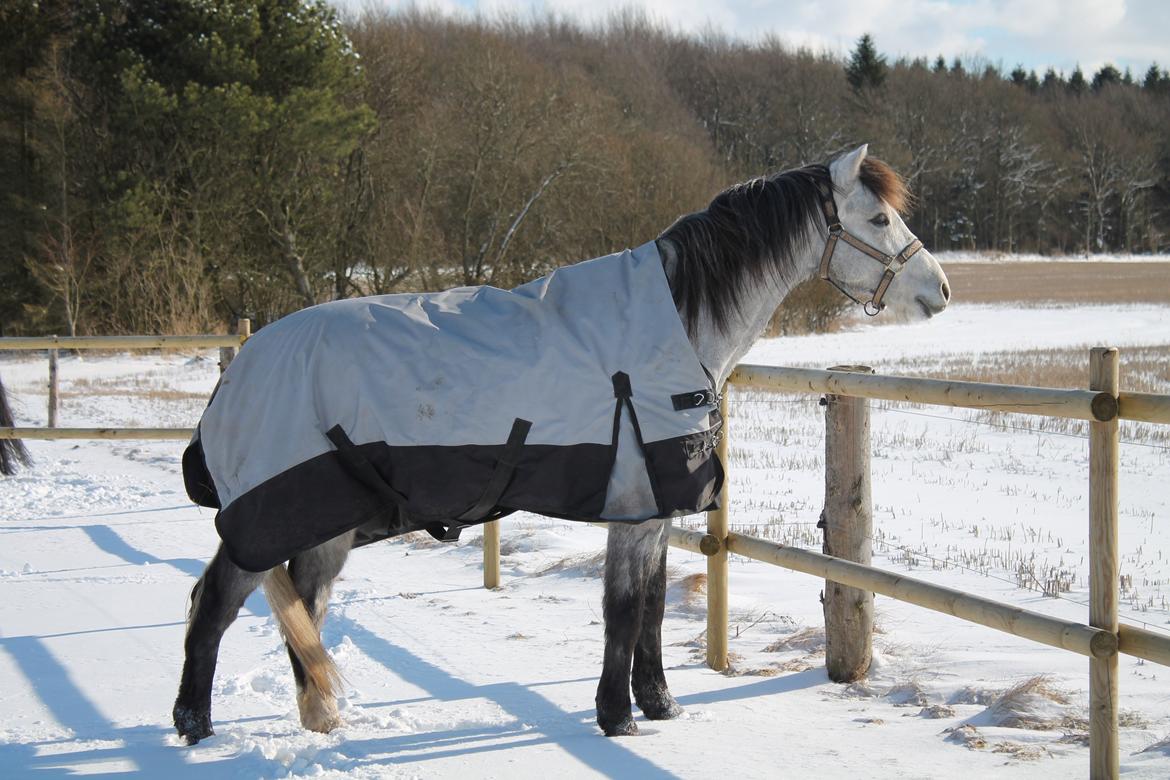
[2,302,1169,778]
[936,250,1170,264]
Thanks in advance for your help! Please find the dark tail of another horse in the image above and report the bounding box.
[0,375,31,475]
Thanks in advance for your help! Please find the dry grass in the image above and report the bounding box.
[58,388,208,401]
[970,676,1077,731]
[873,344,1170,447]
[763,626,825,653]
[535,550,606,578]
[942,262,1170,304]
[672,572,707,606]
[61,375,210,402]
[883,344,1170,394]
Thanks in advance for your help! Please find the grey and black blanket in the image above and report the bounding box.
[184,241,723,571]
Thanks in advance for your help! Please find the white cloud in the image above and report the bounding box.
[330,0,1170,73]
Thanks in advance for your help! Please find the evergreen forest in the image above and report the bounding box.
[3,1,1169,335]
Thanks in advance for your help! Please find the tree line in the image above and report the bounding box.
[2,1,1168,336]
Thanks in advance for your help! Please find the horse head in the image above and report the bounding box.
[819,144,950,319]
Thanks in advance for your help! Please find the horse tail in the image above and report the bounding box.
[0,375,31,476]
[263,565,342,700]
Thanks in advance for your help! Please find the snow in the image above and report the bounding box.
[745,303,1170,367]
[2,302,1169,778]
[936,251,1170,264]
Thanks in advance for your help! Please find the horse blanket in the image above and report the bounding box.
[184,240,723,572]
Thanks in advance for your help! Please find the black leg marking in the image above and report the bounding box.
[173,547,264,745]
[596,520,666,736]
[632,529,682,720]
[596,582,643,736]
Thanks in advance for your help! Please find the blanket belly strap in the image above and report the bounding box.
[326,419,532,543]
[446,417,532,539]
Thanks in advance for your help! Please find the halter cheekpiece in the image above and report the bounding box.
[815,181,924,316]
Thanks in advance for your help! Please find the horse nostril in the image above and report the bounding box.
[941,281,951,302]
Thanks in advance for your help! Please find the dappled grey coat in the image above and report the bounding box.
[184,241,723,572]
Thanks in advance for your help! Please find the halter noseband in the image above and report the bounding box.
[816,181,924,316]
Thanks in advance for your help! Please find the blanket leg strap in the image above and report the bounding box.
[326,425,411,509]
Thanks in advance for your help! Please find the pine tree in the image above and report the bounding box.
[844,34,887,91]
[1067,66,1088,95]
[1010,65,1028,86]
[1091,64,1121,91]
[933,55,947,74]
[1143,63,1168,94]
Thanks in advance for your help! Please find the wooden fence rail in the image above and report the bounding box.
[0,320,250,432]
[4,330,1170,778]
[0,334,248,350]
[491,348,1160,780]
[0,427,193,440]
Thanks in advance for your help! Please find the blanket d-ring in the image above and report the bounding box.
[184,241,724,572]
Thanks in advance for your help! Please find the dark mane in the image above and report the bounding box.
[658,163,830,336]
[659,157,909,336]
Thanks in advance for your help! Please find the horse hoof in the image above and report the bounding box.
[639,695,683,721]
[173,705,213,745]
[600,715,639,737]
[305,715,342,734]
[298,690,342,734]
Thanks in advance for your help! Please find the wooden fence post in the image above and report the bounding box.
[218,318,251,373]
[48,346,59,428]
[821,365,874,683]
[1089,347,1120,780]
[483,520,501,589]
[706,391,730,671]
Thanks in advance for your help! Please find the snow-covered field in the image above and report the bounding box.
[2,302,1169,778]
[935,250,1170,264]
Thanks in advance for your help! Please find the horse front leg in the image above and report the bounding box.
[596,518,665,736]
[632,519,682,720]
[173,546,265,744]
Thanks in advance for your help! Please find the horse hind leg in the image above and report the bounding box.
[173,546,266,744]
[282,530,355,734]
[631,520,682,720]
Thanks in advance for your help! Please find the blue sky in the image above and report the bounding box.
[333,0,1170,77]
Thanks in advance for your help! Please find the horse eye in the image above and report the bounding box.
[869,214,890,227]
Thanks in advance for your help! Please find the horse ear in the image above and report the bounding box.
[830,144,868,193]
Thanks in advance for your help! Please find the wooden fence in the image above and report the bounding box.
[3,331,1169,778]
[485,347,1166,780]
[0,321,249,440]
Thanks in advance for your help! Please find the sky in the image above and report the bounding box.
[332,0,1170,78]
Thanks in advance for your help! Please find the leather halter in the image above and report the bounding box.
[816,182,924,316]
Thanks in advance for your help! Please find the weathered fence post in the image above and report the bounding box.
[47,346,59,428]
[820,365,874,683]
[219,318,251,373]
[483,520,501,589]
[1089,347,1120,779]
[707,391,730,671]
